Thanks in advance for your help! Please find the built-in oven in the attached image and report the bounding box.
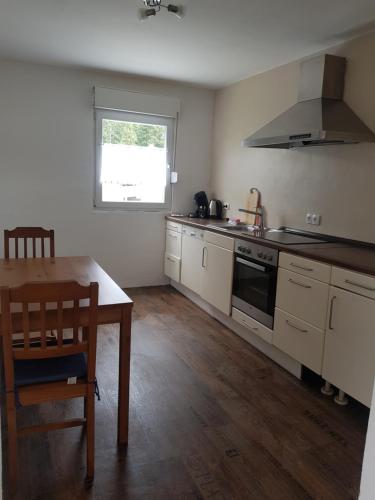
[232,240,279,329]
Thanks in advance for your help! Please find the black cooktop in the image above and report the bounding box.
[260,231,327,245]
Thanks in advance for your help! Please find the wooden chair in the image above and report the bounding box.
[0,280,99,492]
[4,227,55,258]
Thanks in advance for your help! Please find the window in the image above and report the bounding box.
[95,109,174,210]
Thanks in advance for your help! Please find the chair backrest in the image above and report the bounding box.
[0,281,99,392]
[4,227,55,258]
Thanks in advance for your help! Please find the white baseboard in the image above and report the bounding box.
[171,280,301,379]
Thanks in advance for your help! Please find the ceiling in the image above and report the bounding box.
[1,0,375,88]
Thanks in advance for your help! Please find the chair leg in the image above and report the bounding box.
[6,392,18,493]
[85,388,95,483]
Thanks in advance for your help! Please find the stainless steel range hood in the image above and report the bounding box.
[242,54,375,149]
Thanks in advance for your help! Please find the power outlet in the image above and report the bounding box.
[306,213,321,225]
[223,202,230,210]
[312,214,321,225]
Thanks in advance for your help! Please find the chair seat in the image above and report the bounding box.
[14,354,87,387]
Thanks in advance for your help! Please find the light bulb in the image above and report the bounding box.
[138,7,157,20]
[167,4,185,20]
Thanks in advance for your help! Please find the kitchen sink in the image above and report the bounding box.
[206,223,254,231]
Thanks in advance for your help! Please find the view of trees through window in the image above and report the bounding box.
[100,117,168,205]
[102,119,166,148]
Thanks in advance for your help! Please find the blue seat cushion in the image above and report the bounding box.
[14,353,87,387]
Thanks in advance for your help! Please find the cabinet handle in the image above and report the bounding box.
[190,231,196,236]
[290,262,314,272]
[328,295,336,330]
[241,319,258,331]
[202,247,208,269]
[288,278,312,289]
[166,256,174,262]
[286,319,308,333]
[344,279,375,292]
[168,234,178,239]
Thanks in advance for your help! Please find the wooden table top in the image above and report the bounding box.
[0,256,133,309]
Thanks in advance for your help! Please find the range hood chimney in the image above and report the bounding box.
[242,54,375,149]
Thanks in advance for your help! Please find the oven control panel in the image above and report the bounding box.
[235,239,279,267]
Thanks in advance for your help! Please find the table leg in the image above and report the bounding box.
[118,305,132,445]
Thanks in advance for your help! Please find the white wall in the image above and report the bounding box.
[0,60,214,287]
[211,32,375,243]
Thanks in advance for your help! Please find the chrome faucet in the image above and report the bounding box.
[238,206,265,231]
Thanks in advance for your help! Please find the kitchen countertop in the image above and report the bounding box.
[166,216,375,277]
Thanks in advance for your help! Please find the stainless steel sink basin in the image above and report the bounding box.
[206,223,253,231]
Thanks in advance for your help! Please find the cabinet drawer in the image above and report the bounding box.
[273,308,324,374]
[164,253,181,282]
[166,220,182,233]
[204,231,234,250]
[276,268,329,329]
[165,229,182,257]
[182,226,205,239]
[331,267,375,300]
[279,252,331,283]
[232,308,273,344]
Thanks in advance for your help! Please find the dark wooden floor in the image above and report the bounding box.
[3,286,369,500]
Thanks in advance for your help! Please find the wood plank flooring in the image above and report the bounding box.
[3,286,369,500]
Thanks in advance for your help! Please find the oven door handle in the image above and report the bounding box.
[236,257,266,272]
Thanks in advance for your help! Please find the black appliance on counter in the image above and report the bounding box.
[191,191,209,218]
[232,239,279,329]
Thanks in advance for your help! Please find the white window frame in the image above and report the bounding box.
[94,109,174,211]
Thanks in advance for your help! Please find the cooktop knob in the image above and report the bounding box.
[267,255,273,261]
[257,252,263,258]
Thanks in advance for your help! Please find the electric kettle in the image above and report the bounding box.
[208,199,223,219]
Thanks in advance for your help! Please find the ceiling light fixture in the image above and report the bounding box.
[138,0,185,21]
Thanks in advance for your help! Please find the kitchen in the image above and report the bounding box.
[1,1,375,499]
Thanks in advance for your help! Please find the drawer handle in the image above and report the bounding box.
[240,319,258,331]
[328,295,336,330]
[286,319,308,333]
[202,247,207,269]
[288,278,312,289]
[290,262,314,272]
[190,231,196,236]
[166,257,175,262]
[168,234,178,239]
[344,279,375,292]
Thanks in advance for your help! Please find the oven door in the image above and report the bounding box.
[232,254,278,329]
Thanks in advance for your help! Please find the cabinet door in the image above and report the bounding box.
[165,229,182,258]
[164,254,181,282]
[322,286,375,407]
[181,233,203,295]
[276,268,329,329]
[273,308,324,374]
[201,242,233,315]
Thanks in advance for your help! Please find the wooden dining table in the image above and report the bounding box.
[0,255,133,445]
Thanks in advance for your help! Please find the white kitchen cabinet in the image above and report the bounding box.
[273,308,325,374]
[232,307,273,344]
[164,254,181,282]
[201,239,234,315]
[322,282,375,407]
[276,268,329,329]
[274,254,331,373]
[166,229,182,257]
[164,221,182,282]
[279,252,331,283]
[180,227,204,295]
